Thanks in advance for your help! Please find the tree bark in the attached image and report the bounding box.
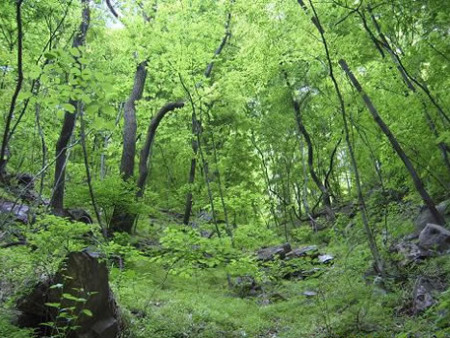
[137,101,184,197]
[50,0,90,213]
[182,12,232,225]
[301,0,385,274]
[292,98,335,221]
[0,0,24,178]
[339,59,446,226]
[120,61,147,180]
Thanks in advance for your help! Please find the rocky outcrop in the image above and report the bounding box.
[412,277,442,314]
[415,200,449,232]
[419,223,450,252]
[65,208,93,224]
[257,243,292,261]
[285,245,319,260]
[391,241,432,266]
[255,243,333,280]
[17,251,121,337]
[0,200,33,224]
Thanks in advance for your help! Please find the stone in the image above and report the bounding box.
[391,241,432,266]
[419,223,450,252]
[232,276,261,298]
[66,208,93,224]
[16,173,34,189]
[415,200,449,232]
[17,251,121,337]
[413,277,436,314]
[256,243,292,261]
[285,245,319,259]
[302,290,317,297]
[318,254,334,263]
[0,200,33,224]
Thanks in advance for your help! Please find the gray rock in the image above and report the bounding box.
[415,200,449,232]
[285,245,318,259]
[413,277,436,314]
[232,276,261,297]
[419,223,450,252]
[0,200,32,224]
[16,173,34,189]
[257,243,292,261]
[66,208,93,224]
[302,290,317,297]
[318,254,334,263]
[391,241,433,266]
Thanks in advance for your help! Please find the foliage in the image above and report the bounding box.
[0,0,449,336]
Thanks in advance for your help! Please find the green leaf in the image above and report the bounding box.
[50,283,64,289]
[44,52,57,60]
[81,309,93,317]
[61,103,75,113]
[62,293,79,301]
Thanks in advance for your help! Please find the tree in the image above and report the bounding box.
[50,0,90,214]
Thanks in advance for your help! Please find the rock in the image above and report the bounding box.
[16,173,34,189]
[285,245,319,259]
[413,277,436,314]
[419,223,450,252]
[232,276,261,298]
[391,241,432,266]
[318,254,334,263]
[66,208,93,224]
[17,251,121,337]
[200,230,213,238]
[0,200,33,224]
[257,243,292,261]
[302,290,317,297]
[415,200,449,232]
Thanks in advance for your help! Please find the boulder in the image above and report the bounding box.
[318,254,334,264]
[257,243,292,261]
[413,277,437,314]
[419,223,450,252]
[17,251,121,337]
[232,276,261,298]
[285,245,319,260]
[65,208,93,224]
[16,173,34,189]
[391,241,432,266]
[415,200,449,232]
[302,290,317,297]
[0,200,33,224]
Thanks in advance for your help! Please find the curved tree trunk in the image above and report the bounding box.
[137,101,185,197]
[50,0,90,213]
[292,98,335,221]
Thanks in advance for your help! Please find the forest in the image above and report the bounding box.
[0,0,449,336]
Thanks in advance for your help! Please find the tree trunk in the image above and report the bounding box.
[302,0,385,274]
[120,61,147,180]
[50,0,90,213]
[182,12,232,225]
[0,0,23,178]
[359,8,450,172]
[292,99,335,221]
[339,59,446,226]
[108,61,147,234]
[137,101,184,197]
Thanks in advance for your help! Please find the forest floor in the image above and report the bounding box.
[1,187,450,337]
